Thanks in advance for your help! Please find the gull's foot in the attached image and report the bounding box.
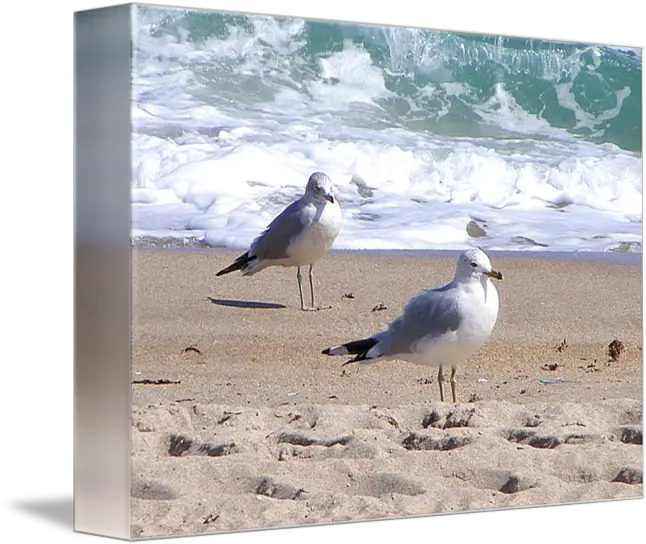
[300,305,333,312]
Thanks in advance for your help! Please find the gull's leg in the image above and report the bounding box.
[438,364,445,402]
[296,266,305,310]
[308,264,315,309]
[450,365,457,404]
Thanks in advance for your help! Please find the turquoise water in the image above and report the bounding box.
[131,5,642,253]
[138,7,642,151]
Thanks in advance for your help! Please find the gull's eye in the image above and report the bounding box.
[470,261,478,268]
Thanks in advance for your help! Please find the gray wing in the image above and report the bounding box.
[249,198,310,261]
[376,285,462,357]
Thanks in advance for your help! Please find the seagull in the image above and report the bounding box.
[216,172,342,310]
[322,248,503,402]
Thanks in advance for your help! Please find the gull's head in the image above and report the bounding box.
[455,248,503,283]
[305,172,336,204]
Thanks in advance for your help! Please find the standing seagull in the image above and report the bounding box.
[216,172,342,310]
[322,248,503,402]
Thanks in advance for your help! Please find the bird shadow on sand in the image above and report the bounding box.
[207,297,286,309]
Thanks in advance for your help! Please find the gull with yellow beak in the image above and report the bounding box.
[322,248,503,402]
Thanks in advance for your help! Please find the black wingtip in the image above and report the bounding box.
[215,265,237,277]
[215,262,237,277]
[216,252,255,277]
[321,348,331,355]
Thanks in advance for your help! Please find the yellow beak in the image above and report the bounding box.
[487,269,503,280]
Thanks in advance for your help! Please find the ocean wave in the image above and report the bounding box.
[130,5,642,253]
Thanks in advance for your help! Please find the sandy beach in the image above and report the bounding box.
[130,250,643,538]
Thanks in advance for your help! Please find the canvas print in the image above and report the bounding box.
[128,3,642,539]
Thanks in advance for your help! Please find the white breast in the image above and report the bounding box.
[287,200,342,265]
[406,279,499,368]
[455,279,499,350]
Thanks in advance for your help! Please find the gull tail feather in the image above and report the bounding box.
[322,337,378,365]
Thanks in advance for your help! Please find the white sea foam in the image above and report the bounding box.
[131,128,642,252]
